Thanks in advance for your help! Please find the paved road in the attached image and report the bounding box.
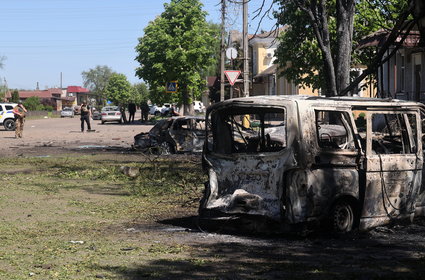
[0,115,153,157]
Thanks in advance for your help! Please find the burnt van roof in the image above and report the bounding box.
[208,95,425,112]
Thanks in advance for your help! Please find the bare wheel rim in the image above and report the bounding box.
[333,202,353,232]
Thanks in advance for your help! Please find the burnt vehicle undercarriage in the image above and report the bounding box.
[199,96,425,233]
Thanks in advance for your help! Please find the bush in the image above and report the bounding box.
[24,96,42,111]
[44,105,53,112]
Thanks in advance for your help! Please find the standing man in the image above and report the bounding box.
[140,101,149,122]
[128,102,136,123]
[13,101,27,138]
[80,102,91,132]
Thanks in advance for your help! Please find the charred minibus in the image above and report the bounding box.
[199,95,425,232]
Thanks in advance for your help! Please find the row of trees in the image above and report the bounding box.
[81,65,149,106]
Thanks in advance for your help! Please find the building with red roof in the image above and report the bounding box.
[4,85,92,111]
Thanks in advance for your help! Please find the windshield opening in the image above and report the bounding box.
[208,106,286,154]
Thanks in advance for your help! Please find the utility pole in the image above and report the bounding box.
[220,0,226,101]
[242,0,249,97]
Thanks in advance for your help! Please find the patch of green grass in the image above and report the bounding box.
[0,153,206,279]
[147,243,187,255]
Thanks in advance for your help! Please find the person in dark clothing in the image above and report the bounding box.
[140,102,149,122]
[128,103,137,122]
[80,102,91,132]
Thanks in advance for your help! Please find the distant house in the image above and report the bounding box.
[228,28,318,97]
[4,86,92,111]
[358,28,423,101]
[66,86,91,105]
[18,88,65,110]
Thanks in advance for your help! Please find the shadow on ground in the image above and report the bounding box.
[92,217,425,279]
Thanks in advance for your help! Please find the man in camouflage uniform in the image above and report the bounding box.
[13,101,27,138]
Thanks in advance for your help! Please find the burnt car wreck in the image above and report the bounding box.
[134,116,206,154]
[199,95,425,233]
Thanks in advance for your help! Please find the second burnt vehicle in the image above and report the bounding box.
[199,95,425,233]
[134,116,206,154]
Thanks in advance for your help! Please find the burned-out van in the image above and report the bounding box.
[199,95,425,232]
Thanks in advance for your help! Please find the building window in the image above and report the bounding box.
[400,55,405,92]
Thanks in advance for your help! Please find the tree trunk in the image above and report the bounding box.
[413,0,425,47]
[335,0,355,95]
[298,0,337,96]
[182,85,190,116]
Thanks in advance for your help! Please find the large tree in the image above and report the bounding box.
[135,0,217,114]
[105,73,132,123]
[82,65,115,106]
[131,82,150,105]
[274,0,418,96]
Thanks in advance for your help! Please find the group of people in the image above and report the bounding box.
[10,100,161,138]
[128,102,150,123]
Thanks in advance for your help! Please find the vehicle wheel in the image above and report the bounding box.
[154,111,160,117]
[118,119,122,124]
[4,119,16,131]
[159,142,174,155]
[101,121,105,124]
[331,200,354,233]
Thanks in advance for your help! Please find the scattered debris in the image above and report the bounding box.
[77,145,107,149]
[373,227,395,234]
[42,141,54,147]
[120,166,140,178]
[69,240,84,244]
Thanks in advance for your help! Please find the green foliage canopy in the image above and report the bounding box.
[23,96,43,111]
[131,83,150,105]
[11,90,19,103]
[135,0,218,106]
[105,73,132,106]
[274,0,407,93]
[82,65,115,105]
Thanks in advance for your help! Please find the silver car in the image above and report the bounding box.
[101,106,122,124]
[60,107,74,118]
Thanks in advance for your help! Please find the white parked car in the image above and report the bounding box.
[149,105,161,116]
[0,103,18,131]
[193,101,205,113]
[60,107,74,118]
[101,106,122,124]
[160,103,172,115]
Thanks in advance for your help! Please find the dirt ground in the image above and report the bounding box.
[2,116,425,279]
[0,114,152,157]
